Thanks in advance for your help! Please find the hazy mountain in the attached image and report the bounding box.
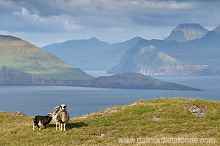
[183,25,220,74]
[108,24,220,75]
[0,35,93,80]
[42,23,220,76]
[42,37,110,69]
[108,42,205,75]
[165,23,209,42]
[42,37,142,70]
[89,37,142,69]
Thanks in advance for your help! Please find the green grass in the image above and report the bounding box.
[0,37,94,80]
[0,98,219,145]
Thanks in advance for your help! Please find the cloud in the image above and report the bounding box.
[0,6,82,33]
[3,0,220,29]
[3,0,196,26]
[0,0,220,46]
[0,0,18,13]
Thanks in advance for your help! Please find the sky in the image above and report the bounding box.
[0,0,220,47]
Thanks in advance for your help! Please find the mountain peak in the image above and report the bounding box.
[88,37,105,42]
[89,37,98,41]
[165,23,209,42]
[86,37,109,45]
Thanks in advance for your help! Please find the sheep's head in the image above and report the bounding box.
[47,113,53,117]
[60,104,67,111]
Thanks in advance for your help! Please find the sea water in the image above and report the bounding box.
[0,76,219,117]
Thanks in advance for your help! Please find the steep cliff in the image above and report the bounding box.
[0,66,32,84]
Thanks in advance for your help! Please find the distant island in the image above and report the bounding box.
[0,67,200,91]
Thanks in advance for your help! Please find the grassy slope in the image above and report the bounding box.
[0,36,93,80]
[0,98,219,145]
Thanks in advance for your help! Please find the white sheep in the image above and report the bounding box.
[52,104,70,131]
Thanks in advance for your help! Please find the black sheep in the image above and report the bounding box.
[33,113,53,130]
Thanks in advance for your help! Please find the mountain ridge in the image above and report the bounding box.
[2,23,220,77]
[42,37,142,70]
[108,23,220,75]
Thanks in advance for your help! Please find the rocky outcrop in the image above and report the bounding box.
[188,106,206,116]
[9,111,26,116]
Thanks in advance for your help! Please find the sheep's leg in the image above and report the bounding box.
[38,121,42,130]
[56,123,58,130]
[37,125,41,130]
[64,123,66,131]
[59,123,61,130]
[33,123,35,130]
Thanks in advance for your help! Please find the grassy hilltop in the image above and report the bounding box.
[0,98,219,145]
[0,35,93,80]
